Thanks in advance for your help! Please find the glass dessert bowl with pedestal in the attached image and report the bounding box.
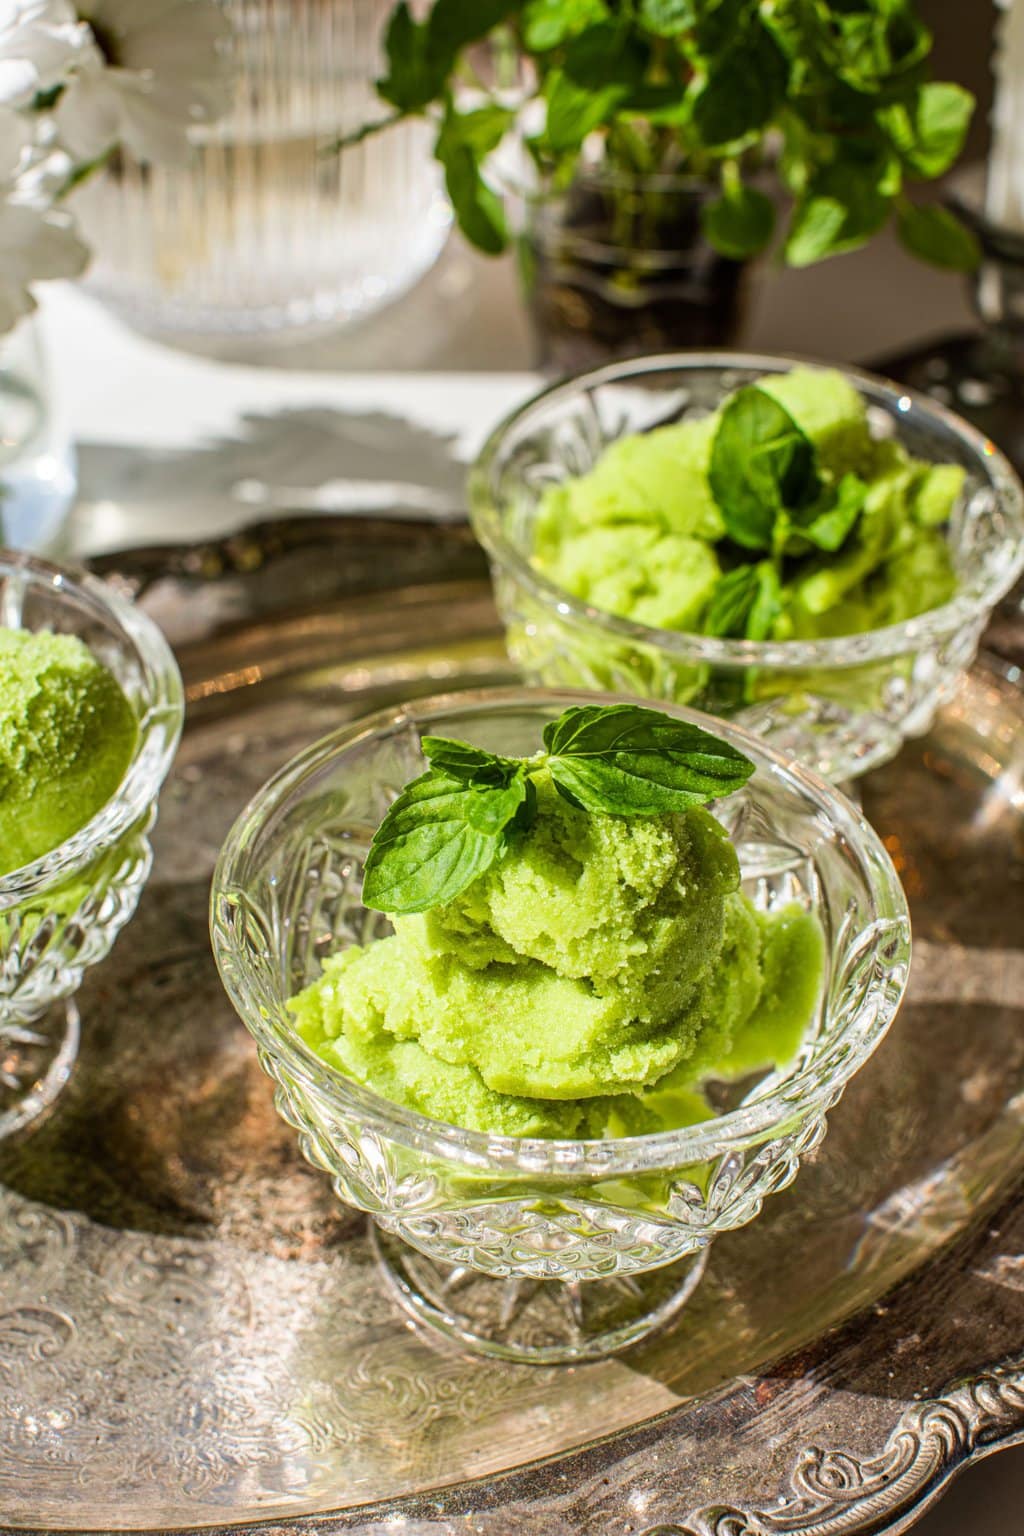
[469,355,1024,783]
[211,688,910,1364]
[0,553,183,1139]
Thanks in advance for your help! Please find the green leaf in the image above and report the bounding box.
[362,768,529,914]
[878,82,974,179]
[705,564,758,638]
[784,160,892,266]
[709,385,817,550]
[701,181,775,258]
[543,704,754,815]
[833,6,930,94]
[563,20,649,90]
[377,4,444,113]
[428,0,520,58]
[896,202,980,271]
[436,105,509,254]
[542,67,625,152]
[378,0,517,114]
[638,0,696,38]
[694,0,755,58]
[421,735,520,784]
[746,560,783,640]
[705,562,782,640]
[692,21,788,146]
[523,0,609,51]
[442,103,513,158]
[791,472,868,552]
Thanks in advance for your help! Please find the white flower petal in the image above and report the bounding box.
[0,198,88,334]
[0,0,89,106]
[0,58,40,107]
[54,0,232,164]
[0,106,30,181]
[117,80,196,167]
[53,67,122,159]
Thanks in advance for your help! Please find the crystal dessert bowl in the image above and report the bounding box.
[469,354,1024,782]
[212,688,910,1365]
[0,552,184,1139]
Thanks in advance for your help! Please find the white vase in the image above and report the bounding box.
[0,316,76,553]
[70,0,451,345]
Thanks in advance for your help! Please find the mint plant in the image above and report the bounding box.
[346,0,978,273]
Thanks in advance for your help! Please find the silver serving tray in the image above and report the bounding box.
[1,518,1022,1535]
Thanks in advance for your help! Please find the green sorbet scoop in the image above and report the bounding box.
[0,629,138,877]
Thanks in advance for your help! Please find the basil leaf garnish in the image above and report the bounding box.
[706,562,782,640]
[421,734,520,784]
[362,706,755,915]
[787,471,868,553]
[361,768,529,914]
[709,385,818,550]
[543,704,755,815]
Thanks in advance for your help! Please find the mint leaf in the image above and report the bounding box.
[692,22,787,146]
[878,82,973,179]
[746,561,783,639]
[788,472,867,553]
[377,4,444,113]
[543,704,754,815]
[638,0,696,38]
[896,202,980,272]
[436,104,509,254]
[785,160,892,266]
[705,561,780,639]
[362,768,530,914]
[378,0,517,115]
[709,385,817,551]
[421,735,520,784]
[443,104,513,159]
[701,180,775,259]
[428,0,519,59]
[523,0,609,51]
[542,67,625,152]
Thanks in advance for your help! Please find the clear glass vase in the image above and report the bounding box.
[0,319,76,553]
[71,0,451,343]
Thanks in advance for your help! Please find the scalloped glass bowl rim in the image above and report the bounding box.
[0,551,185,908]
[468,350,1024,670]
[211,686,911,1177]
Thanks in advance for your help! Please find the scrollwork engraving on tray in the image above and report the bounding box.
[651,1356,1024,1536]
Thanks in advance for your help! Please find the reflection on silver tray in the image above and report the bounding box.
[1,519,1023,1534]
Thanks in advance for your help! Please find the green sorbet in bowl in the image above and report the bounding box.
[0,629,138,878]
[289,771,824,1141]
[533,368,961,644]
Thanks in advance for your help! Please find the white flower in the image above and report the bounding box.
[0,0,88,108]
[55,0,232,167]
[0,109,88,333]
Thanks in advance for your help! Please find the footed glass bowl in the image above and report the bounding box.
[469,354,1024,782]
[211,688,910,1364]
[0,553,183,1138]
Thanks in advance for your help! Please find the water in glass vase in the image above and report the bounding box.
[71,0,451,343]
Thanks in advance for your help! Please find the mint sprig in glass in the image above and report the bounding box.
[362,703,754,915]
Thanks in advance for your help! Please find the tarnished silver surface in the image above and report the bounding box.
[1,519,1023,1534]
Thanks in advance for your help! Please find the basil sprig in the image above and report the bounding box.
[361,704,754,915]
[706,384,871,641]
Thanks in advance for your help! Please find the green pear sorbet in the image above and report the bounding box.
[0,629,138,877]
[533,367,962,640]
[289,773,824,1139]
